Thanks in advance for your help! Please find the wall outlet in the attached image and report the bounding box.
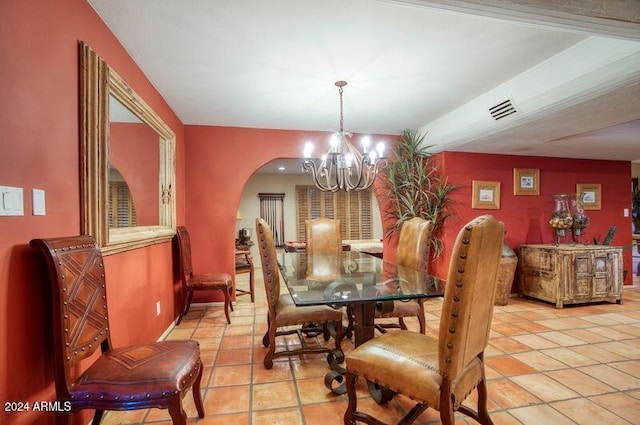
[624,208,629,217]
[156,301,161,316]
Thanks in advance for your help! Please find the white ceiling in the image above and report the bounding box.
[87,0,640,167]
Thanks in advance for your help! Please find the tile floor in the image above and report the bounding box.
[102,273,640,425]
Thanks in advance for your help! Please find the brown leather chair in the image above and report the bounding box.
[344,215,505,425]
[235,248,255,302]
[30,235,205,425]
[305,217,342,281]
[375,217,434,334]
[255,218,344,369]
[175,226,233,325]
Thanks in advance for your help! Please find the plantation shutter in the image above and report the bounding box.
[295,186,372,240]
[108,182,137,228]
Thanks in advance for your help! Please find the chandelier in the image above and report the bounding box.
[302,81,386,192]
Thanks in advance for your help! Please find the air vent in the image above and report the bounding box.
[489,99,517,120]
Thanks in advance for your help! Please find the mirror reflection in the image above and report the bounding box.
[108,95,160,227]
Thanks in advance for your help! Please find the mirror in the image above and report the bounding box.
[80,41,176,254]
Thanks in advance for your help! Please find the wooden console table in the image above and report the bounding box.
[518,244,623,308]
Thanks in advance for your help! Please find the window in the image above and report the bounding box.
[296,186,372,240]
[109,181,137,228]
[259,193,285,247]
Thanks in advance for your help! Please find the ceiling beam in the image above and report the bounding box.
[379,0,640,40]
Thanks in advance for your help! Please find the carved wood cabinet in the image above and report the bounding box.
[518,244,623,308]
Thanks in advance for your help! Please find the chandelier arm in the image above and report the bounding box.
[303,159,335,192]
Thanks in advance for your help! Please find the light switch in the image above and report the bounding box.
[0,186,24,216]
[33,189,46,216]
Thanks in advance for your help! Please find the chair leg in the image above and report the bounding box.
[476,378,494,425]
[167,394,187,425]
[263,316,271,347]
[439,380,456,425]
[176,291,194,325]
[192,363,205,418]
[263,324,278,369]
[249,270,255,303]
[344,371,359,425]
[91,410,104,425]
[417,300,426,334]
[222,288,231,324]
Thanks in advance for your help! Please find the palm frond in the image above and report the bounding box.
[382,129,457,258]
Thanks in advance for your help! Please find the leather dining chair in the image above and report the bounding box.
[305,217,342,281]
[175,226,234,325]
[255,218,344,369]
[30,235,205,425]
[375,217,434,334]
[343,215,505,425]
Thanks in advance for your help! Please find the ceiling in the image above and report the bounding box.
[87,0,640,169]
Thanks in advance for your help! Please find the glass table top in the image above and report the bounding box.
[277,251,443,306]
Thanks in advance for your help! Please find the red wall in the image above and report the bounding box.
[430,152,633,285]
[0,1,185,424]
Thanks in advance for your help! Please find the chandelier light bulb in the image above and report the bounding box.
[376,142,385,158]
[303,141,314,158]
[361,136,371,153]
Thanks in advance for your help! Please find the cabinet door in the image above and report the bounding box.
[572,253,594,299]
[592,252,611,297]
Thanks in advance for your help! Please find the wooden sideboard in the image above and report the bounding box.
[518,244,623,308]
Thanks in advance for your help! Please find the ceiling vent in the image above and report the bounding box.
[489,99,517,121]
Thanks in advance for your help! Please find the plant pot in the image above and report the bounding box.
[494,244,517,306]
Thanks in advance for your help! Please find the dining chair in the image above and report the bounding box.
[255,218,344,369]
[30,235,205,425]
[375,217,434,334]
[305,217,342,281]
[343,215,505,425]
[234,248,255,302]
[175,226,233,325]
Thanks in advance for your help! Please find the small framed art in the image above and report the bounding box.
[472,180,501,209]
[576,183,601,210]
[513,168,540,196]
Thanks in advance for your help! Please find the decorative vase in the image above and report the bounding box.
[549,194,573,245]
[570,192,590,244]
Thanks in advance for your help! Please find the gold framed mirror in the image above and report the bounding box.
[80,41,176,255]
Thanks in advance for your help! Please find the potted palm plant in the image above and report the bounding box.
[382,129,456,259]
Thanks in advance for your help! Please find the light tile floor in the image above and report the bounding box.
[102,274,640,425]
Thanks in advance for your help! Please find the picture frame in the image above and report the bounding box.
[472,180,501,209]
[576,183,601,210]
[513,168,540,196]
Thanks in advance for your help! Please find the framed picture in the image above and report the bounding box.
[472,180,501,209]
[513,168,540,196]
[576,183,601,210]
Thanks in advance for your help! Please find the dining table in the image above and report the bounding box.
[277,250,444,396]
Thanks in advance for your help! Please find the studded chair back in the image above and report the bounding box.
[256,218,281,312]
[343,215,504,425]
[305,218,342,281]
[372,217,434,334]
[305,218,341,255]
[176,226,195,283]
[438,215,504,383]
[30,235,205,424]
[397,217,434,272]
[31,236,109,398]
